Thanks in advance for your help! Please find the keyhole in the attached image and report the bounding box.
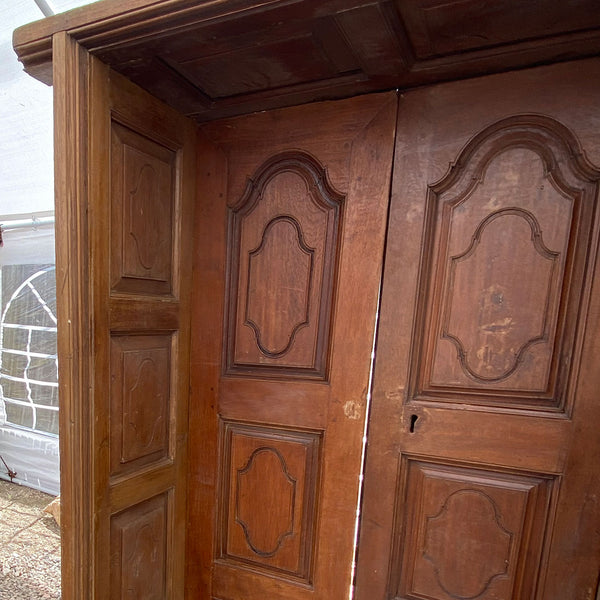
[409,414,419,433]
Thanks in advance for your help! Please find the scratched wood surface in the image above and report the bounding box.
[356,58,600,600]
[187,91,397,600]
[53,35,196,599]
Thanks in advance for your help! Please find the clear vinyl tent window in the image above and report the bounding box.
[0,265,58,435]
[0,219,59,495]
[0,0,99,500]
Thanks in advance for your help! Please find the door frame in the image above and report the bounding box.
[53,33,94,596]
[53,32,197,598]
[26,17,600,600]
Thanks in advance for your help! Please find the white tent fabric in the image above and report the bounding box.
[0,0,96,495]
[1,1,98,216]
[1,219,55,265]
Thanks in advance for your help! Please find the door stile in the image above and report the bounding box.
[89,54,112,597]
[185,130,229,598]
[53,31,94,600]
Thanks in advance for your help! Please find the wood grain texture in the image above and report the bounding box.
[356,59,600,600]
[225,151,343,379]
[53,35,196,599]
[52,32,92,600]
[110,121,175,295]
[110,493,170,600]
[187,91,397,600]
[396,0,600,58]
[110,335,172,477]
[34,5,600,598]
[412,114,599,410]
[218,421,321,581]
[13,0,600,122]
[390,458,556,600]
[185,128,228,598]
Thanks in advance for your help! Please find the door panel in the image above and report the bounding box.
[53,34,196,599]
[103,71,196,600]
[187,92,397,599]
[393,459,555,599]
[357,59,600,600]
[225,151,343,380]
[414,115,596,409]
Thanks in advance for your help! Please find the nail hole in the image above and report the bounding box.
[409,414,419,433]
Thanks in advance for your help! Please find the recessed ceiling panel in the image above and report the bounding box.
[397,0,600,58]
[173,34,352,98]
[13,0,600,122]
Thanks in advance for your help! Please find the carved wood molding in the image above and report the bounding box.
[225,150,344,380]
[441,207,560,384]
[235,446,297,557]
[244,215,315,359]
[13,0,287,83]
[218,419,321,583]
[410,114,600,411]
[423,489,513,599]
[389,457,557,599]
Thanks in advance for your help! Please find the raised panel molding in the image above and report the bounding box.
[245,216,314,358]
[110,335,172,477]
[442,207,559,383]
[110,493,169,600]
[111,121,176,296]
[389,457,557,600]
[423,489,512,599]
[236,447,296,557]
[411,114,600,411]
[225,151,344,380]
[218,420,322,582]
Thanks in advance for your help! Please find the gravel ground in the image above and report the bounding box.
[0,479,61,599]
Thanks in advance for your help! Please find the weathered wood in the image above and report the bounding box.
[53,31,92,600]
[356,58,600,600]
[54,33,196,599]
[29,4,600,599]
[14,0,600,122]
[187,91,397,599]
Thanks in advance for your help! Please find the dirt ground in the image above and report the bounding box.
[0,479,61,599]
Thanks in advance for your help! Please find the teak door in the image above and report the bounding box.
[54,35,196,599]
[356,60,600,600]
[186,93,397,599]
[51,27,600,600]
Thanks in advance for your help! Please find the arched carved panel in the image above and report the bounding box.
[389,458,556,600]
[110,493,169,600]
[219,420,321,582]
[111,121,175,296]
[225,151,344,380]
[110,335,172,477]
[411,115,600,410]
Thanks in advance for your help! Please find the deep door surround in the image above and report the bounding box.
[12,3,600,596]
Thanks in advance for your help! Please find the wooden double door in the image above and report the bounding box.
[356,60,600,600]
[55,37,600,600]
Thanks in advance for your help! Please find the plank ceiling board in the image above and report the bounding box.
[13,0,600,122]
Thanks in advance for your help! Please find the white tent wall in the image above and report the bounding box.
[0,2,53,217]
[0,427,59,495]
[0,0,96,495]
